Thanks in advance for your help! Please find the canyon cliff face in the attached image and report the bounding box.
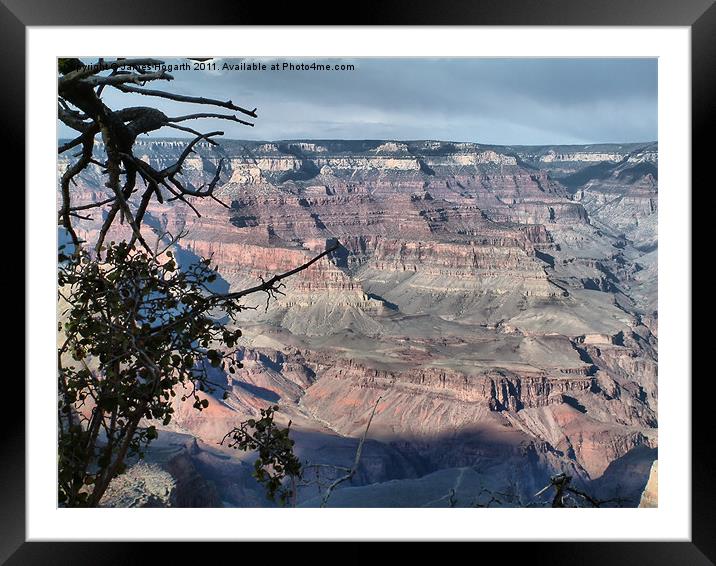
[61,139,658,507]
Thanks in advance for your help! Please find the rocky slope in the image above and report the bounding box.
[60,138,658,507]
[639,460,658,508]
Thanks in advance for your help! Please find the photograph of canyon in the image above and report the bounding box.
[57,57,658,509]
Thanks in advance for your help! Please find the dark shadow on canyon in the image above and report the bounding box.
[144,423,656,509]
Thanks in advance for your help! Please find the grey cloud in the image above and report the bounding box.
[62,58,657,145]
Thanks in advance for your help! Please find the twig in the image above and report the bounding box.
[320,396,382,507]
[220,242,340,303]
[169,113,255,128]
[114,84,258,118]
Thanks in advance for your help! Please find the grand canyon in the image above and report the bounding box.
[60,138,658,507]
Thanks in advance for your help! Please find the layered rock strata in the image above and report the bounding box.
[59,138,658,506]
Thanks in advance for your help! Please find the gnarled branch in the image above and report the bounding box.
[57,58,257,253]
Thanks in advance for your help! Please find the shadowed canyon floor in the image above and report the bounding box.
[60,139,658,507]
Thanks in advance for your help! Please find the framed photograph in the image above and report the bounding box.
[9,0,709,562]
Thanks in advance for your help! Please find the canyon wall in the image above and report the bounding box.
[61,139,658,507]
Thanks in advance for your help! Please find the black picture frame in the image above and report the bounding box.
[7,0,710,562]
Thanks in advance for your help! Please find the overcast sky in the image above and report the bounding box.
[62,58,657,145]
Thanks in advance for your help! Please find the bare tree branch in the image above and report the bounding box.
[532,473,627,508]
[57,58,257,251]
[78,71,173,88]
[169,113,255,128]
[220,242,340,302]
[319,396,381,507]
[113,83,258,118]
